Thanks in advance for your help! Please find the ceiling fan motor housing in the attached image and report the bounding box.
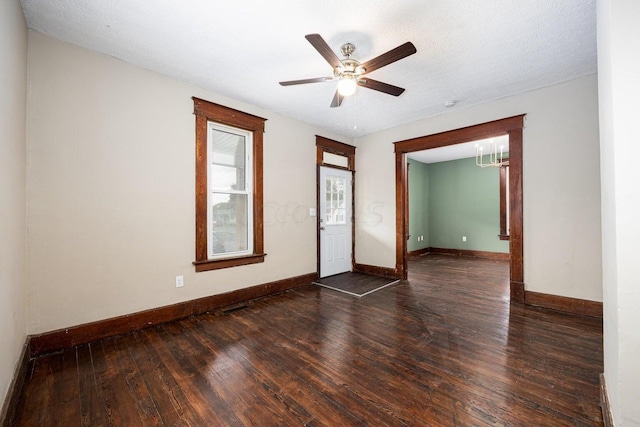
[335,58,366,79]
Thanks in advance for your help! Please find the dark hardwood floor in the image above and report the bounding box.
[12,255,604,426]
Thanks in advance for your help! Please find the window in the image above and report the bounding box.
[325,175,347,225]
[316,135,355,171]
[192,97,266,272]
[208,123,252,258]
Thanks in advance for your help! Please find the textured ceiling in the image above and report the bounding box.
[20,0,596,139]
[408,136,509,164]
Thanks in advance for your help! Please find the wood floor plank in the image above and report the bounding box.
[103,335,164,426]
[131,328,211,426]
[76,344,109,427]
[179,317,321,425]
[50,348,82,426]
[139,327,238,426]
[162,319,304,427]
[13,357,53,426]
[90,339,142,425]
[195,313,378,426]
[11,255,604,426]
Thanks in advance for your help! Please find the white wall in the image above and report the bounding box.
[0,0,28,411]
[26,32,351,334]
[355,74,602,302]
[598,0,640,424]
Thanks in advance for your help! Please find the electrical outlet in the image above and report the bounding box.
[462,236,467,242]
[175,275,184,288]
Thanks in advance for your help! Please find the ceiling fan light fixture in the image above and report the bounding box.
[337,76,357,96]
[279,34,417,107]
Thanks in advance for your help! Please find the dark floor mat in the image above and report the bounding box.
[313,272,400,297]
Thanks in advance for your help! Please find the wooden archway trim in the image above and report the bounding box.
[394,115,525,303]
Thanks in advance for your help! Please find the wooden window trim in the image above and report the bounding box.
[192,97,267,272]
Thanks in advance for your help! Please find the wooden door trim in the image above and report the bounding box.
[394,115,525,303]
[316,137,356,276]
[316,135,356,171]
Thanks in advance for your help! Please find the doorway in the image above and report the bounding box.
[405,135,510,257]
[394,115,525,303]
[319,166,353,278]
[315,136,356,278]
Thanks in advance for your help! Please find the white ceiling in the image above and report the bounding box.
[20,0,596,139]
[408,135,509,164]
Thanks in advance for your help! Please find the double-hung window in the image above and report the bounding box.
[208,123,253,258]
[192,97,266,272]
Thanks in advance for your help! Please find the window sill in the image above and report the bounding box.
[193,253,266,272]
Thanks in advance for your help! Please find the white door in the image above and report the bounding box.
[319,166,353,278]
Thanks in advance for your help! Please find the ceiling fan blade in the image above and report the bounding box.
[357,78,405,96]
[279,77,333,86]
[305,34,343,69]
[330,90,344,108]
[360,42,417,74]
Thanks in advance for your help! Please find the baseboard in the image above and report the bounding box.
[524,291,603,318]
[0,338,31,427]
[407,247,430,257]
[428,247,510,261]
[353,263,399,279]
[600,373,614,427]
[30,272,317,357]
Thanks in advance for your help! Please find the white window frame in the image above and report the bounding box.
[207,121,254,259]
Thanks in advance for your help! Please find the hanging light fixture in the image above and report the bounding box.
[337,74,357,96]
[475,139,505,168]
[335,42,365,97]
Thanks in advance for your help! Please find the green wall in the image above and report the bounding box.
[408,156,508,254]
[407,159,429,252]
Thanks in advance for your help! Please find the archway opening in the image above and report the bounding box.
[394,115,525,303]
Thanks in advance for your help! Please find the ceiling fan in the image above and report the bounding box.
[279,34,417,108]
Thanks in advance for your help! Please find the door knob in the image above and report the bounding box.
[320,227,325,230]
